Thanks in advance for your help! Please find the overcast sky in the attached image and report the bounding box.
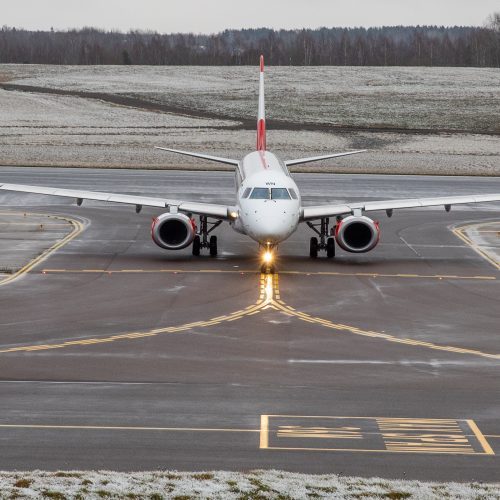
[3,0,498,33]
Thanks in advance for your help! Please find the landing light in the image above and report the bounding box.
[263,251,273,263]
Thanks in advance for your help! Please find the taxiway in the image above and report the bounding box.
[0,167,499,481]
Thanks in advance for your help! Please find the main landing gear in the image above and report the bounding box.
[307,217,335,259]
[192,215,222,257]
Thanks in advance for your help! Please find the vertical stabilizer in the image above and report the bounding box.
[257,55,266,151]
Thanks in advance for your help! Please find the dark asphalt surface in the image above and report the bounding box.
[0,167,499,481]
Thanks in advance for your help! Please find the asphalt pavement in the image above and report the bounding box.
[0,167,499,481]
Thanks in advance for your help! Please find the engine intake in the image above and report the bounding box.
[152,213,196,250]
[335,215,380,253]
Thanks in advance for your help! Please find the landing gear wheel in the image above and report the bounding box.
[309,237,318,258]
[209,235,218,257]
[192,235,201,256]
[326,237,335,258]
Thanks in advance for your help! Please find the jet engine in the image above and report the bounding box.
[335,215,380,253]
[151,213,196,250]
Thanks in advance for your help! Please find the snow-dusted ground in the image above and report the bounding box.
[0,469,499,499]
[2,65,499,133]
[0,65,498,174]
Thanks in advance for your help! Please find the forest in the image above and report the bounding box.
[1,15,499,67]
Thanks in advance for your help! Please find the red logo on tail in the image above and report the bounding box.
[257,118,266,151]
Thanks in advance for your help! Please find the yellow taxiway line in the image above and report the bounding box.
[452,221,500,271]
[0,423,259,433]
[39,268,496,281]
[0,214,498,360]
[1,272,499,361]
[0,212,85,288]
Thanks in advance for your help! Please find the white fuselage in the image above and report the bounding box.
[231,150,301,245]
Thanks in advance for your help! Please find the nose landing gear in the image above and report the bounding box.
[307,217,336,258]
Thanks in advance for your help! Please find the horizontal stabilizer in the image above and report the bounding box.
[284,150,366,167]
[155,147,239,166]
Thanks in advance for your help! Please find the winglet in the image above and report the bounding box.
[257,55,266,151]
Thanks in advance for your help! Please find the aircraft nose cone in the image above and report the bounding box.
[253,211,295,244]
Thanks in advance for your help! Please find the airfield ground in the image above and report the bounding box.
[0,65,499,496]
[0,65,498,174]
[0,168,499,486]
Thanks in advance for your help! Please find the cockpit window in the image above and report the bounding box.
[271,188,291,200]
[288,188,298,200]
[249,188,270,199]
[242,187,252,198]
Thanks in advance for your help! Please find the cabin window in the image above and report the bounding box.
[242,187,252,198]
[249,188,270,199]
[271,188,291,200]
[288,188,298,199]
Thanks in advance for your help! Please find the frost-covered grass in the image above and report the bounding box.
[0,469,498,499]
[2,65,499,133]
[0,65,498,174]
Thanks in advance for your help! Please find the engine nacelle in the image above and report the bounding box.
[335,215,380,253]
[151,213,196,250]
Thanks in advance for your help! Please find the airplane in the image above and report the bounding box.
[1,55,500,273]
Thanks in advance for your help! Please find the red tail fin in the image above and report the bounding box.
[257,55,266,151]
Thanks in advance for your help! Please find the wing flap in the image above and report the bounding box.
[301,204,352,221]
[179,202,230,219]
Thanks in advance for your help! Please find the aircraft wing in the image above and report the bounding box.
[301,194,500,221]
[0,183,232,219]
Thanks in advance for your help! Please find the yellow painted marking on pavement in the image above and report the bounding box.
[268,275,500,360]
[261,415,494,455]
[2,269,498,360]
[281,270,496,281]
[467,419,495,455]
[452,221,500,270]
[42,268,261,275]
[0,276,269,354]
[278,425,363,439]
[0,212,84,288]
[260,415,269,449]
[259,446,488,455]
[0,424,259,433]
[39,268,496,280]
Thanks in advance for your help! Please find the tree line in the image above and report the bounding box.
[1,18,499,67]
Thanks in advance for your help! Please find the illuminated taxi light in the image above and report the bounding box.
[230,211,238,219]
[263,251,273,263]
